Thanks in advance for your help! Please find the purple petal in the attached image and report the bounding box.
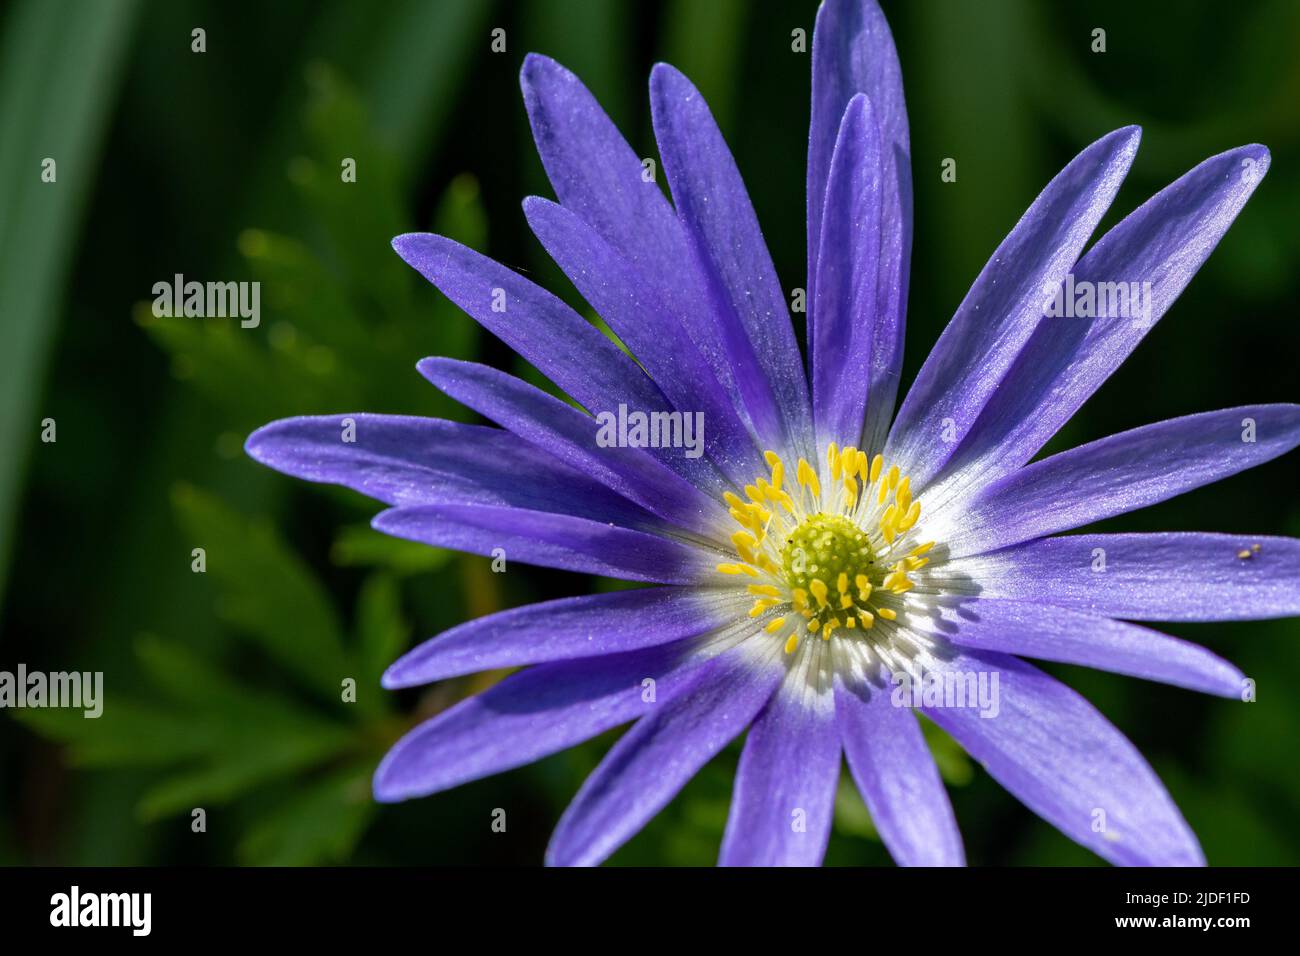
[719,687,840,866]
[417,357,727,537]
[922,648,1204,865]
[373,503,714,585]
[651,63,813,459]
[835,671,964,866]
[522,196,765,485]
[936,146,1272,491]
[948,404,1300,558]
[519,53,751,432]
[383,587,732,688]
[546,647,782,866]
[886,127,1141,490]
[812,94,883,451]
[808,0,911,451]
[373,641,705,801]
[950,532,1300,622]
[926,598,1244,697]
[391,233,725,497]
[245,413,656,529]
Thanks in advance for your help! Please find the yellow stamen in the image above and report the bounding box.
[809,578,829,607]
[869,454,884,483]
[719,445,935,652]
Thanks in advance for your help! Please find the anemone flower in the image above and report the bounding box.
[246,0,1299,866]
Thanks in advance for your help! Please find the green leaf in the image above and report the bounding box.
[332,523,453,576]
[662,0,749,131]
[834,776,880,841]
[355,572,407,711]
[352,0,495,184]
[239,764,376,866]
[921,717,974,786]
[172,483,350,703]
[137,722,355,822]
[16,698,213,767]
[0,0,139,604]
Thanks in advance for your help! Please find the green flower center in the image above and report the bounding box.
[780,513,874,595]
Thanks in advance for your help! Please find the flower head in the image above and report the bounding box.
[247,0,1300,866]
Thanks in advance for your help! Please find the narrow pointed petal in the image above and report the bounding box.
[947,404,1300,558]
[812,94,883,451]
[719,679,840,866]
[927,599,1245,697]
[547,647,782,866]
[373,504,714,585]
[519,54,746,420]
[373,641,704,801]
[391,233,725,496]
[523,196,764,485]
[835,671,964,866]
[948,532,1300,622]
[935,146,1272,493]
[809,0,911,451]
[244,414,656,530]
[383,587,735,688]
[417,357,727,537]
[923,649,1204,866]
[651,63,813,459]
[885,126,1141,490]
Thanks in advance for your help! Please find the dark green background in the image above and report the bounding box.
[1,0,1297,866]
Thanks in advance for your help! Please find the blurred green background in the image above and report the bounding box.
[1,0,1297,866]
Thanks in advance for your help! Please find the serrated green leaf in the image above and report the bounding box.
[16,699,213,767]
[239,764,376,866]
[172,483,350,703]
[137,720,355,821]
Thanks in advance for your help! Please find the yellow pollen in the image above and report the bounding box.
[715,447,933,653]
[869,454,884,483]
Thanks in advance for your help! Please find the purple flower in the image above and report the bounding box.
[246,0,1299,866]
